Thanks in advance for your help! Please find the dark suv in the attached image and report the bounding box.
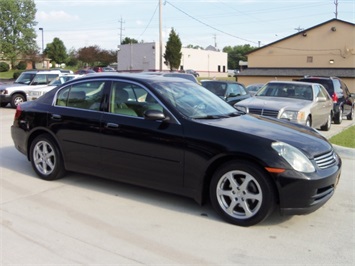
[297,76,354,124]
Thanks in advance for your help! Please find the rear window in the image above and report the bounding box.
[299,79,333,95]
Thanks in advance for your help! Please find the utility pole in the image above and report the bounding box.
[118,17,125,44]
[159,0,163,71]
[213,34,217,48]
[334,0,338,18]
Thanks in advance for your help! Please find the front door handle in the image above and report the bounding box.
[51,114,62,120]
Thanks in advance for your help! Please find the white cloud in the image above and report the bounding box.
[36,11,80,22]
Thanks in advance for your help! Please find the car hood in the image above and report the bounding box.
[196,114,332,158]
[237,96,310,109]
[0,83,23,90]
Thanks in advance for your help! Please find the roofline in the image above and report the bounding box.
[247,18,355,55]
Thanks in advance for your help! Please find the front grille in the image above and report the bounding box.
[249,108,279,118]
[314,151,337,169]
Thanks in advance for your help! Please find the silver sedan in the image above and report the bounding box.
[234,81,333,131]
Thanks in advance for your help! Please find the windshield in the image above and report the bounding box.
[152,81,237,119]
[256,82,313,100]
[49,76,76,86]
[15,73,36,85]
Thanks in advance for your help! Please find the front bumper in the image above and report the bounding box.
[0,94,11,104]
[276,157,341,215]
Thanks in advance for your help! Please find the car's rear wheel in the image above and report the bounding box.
[30,134,66,180]
[10,93,25,108]
[210,160,276,227]
[347,106,354,120]
[334,108,343,124]
[320,113,332,131]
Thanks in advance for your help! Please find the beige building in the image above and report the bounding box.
[237,19,355,92]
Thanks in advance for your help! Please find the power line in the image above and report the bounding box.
[165,1,259,45]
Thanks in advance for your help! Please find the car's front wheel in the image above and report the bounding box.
[210,160,276,227]
[10,93,25,108]
[30,134,66,180]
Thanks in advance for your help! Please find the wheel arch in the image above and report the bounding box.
[11,90,27,101]
[199,154,280,206]
[27,129,64,164]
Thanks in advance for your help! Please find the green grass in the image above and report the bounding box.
[0,70,16,79]
[329,125,355,148]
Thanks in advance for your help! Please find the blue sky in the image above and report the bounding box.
[34,0,354,52]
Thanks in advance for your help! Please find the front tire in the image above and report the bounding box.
[10,93,25,108]
[210,161,276,227]
[305,116,312,127]
[30,134,66,180]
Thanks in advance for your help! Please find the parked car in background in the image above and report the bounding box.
[227,69,238,77]
[296,76,354,124]
[27,74,83,101]
[11,73,341,227]
[201,80,250,106]
[246,83,264,96]
[184,69,199,77]
[75,69,96,75]
[93,66,116,72]
[0,70,61,108]
[141,71,200,84]
[235,81,333,130]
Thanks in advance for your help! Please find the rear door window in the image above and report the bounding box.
[56,80,106,110]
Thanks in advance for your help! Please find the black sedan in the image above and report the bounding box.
[201,80,250,106]
[11,73,341,226]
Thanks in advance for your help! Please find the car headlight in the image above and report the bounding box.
[280,110,298,120]
[272,142,315,173]
[234,105,247,113]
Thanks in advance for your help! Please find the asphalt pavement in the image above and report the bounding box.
[1,106,354,265]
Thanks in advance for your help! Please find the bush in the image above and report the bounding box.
[16,61,27,70]
[0,62,10,72]
[13,71,24,80]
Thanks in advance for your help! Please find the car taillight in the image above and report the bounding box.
[14,105,22,120]
[332,93,338,103]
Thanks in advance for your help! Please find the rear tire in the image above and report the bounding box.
[334,108,343,124]
[29,134,66,180]
[347,106,354,120]
[210,160,276,227]
[320,113,332,131]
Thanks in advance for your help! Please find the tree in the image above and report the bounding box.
[77,45,116,67]
[186,44,204,50]
[164,28,182,71]
[223,44,257,70]
[44,37,68,64]
[121,37,138,45]
[0,0,38,68]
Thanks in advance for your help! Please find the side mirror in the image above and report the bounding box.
[316,97,326,102]
[143,109,169,121]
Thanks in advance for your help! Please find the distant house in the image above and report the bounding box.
[237,19,355,92]
[116,42,228,78]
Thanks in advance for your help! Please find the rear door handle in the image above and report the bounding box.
[106,123,119,128]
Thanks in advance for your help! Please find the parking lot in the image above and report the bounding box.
[1,106,354,265]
